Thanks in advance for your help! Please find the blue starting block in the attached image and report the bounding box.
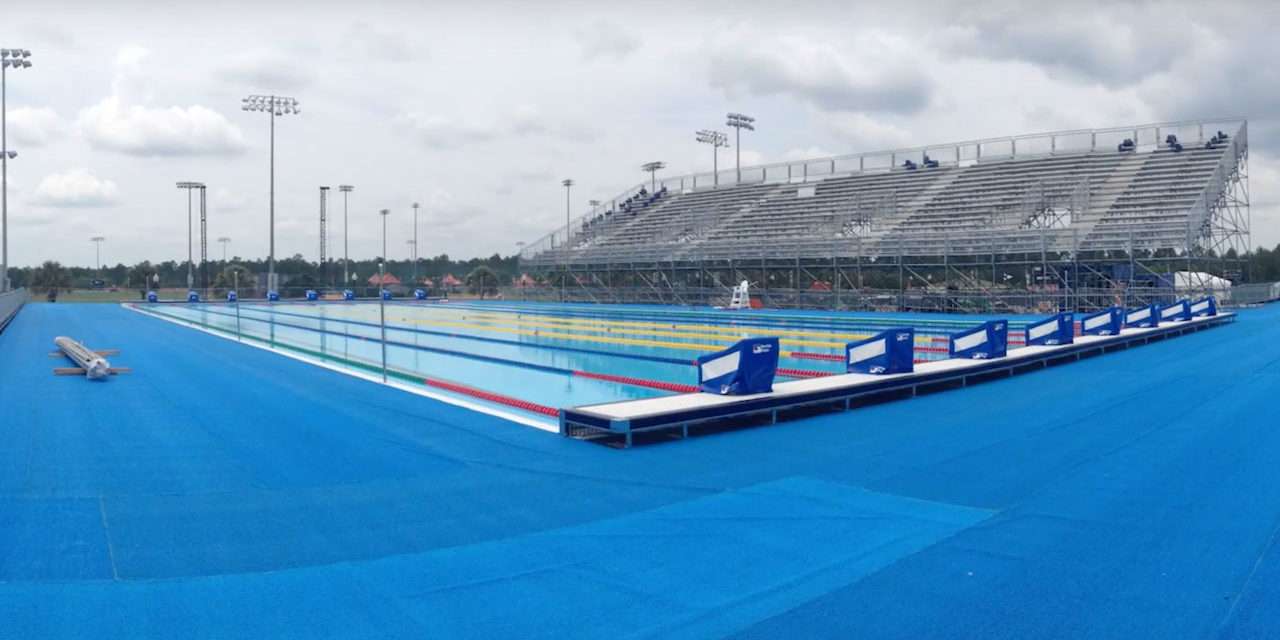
[1081,307,1123,336]
[846,328,914,374]
[414,289,428,300]
[949,320,1008,360]
[1025,312,1074,346]
[1190,296,1217,317]
[267,290,280,302]
[697,337,779,395]
[146,291,158,303]
[1159,299,1191,322]
[1125,304,1159,328]
[187,291,200,303]
[305,290,319,301]
[343,289,355,301]
[227,291,238,302]
[380,289,393,301]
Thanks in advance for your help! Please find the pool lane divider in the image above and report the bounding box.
[230,303,839,374]
[152,305,707,394]
[129,303,564,423]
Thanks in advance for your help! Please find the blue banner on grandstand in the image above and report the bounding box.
[846,328,914,374]
[1025,312,1074,346]
[1159,299,1191,322]
[1190,296,1217,317]
[697,337,780,395]
[1125,304,1159,328]
[1080,307,1123,336]
[949,320,1008,360]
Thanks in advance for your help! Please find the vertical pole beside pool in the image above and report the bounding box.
[380,261,388,383]
[234,271,242,341]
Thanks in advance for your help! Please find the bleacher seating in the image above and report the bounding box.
[524,121,1246,265]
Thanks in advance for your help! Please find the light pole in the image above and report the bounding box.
[339,185,353,286]
[176,181,204,289]
[695,129,729,187]
[240,94,299,293]
[561,178,573,302]
[641,161,666,192]
[726,112,755,184]
[90,236,104,282]
[379,208,390,287]
[411,202,420,285]
[218,237,231,262]
[2,48,33,293]
[319,186,329,287]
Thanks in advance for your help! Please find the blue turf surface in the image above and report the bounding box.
[2,302,1278,639]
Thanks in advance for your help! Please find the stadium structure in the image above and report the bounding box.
[519,118,1250,312]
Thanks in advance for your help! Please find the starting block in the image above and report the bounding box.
[697,337,779,395]
[949,320,1008,360]
[846,328,914,374]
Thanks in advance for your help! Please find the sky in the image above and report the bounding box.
[1,0,1277,269]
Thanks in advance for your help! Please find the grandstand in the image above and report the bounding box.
[520,119,1250,312]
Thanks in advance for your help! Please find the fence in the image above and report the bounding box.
[0,288,29,333]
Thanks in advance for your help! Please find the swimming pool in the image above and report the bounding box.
[133,299,1033,424]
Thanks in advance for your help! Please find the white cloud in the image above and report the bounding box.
[78,47,248,157]
[5,107,64,147]
[824,113,913,150]
[576,22,641,60]
[31,169,119,207]
[707,31,931,114]
[400,104,591,150]
[216,52,314,92]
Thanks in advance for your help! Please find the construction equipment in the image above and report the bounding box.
[50,336,130,379]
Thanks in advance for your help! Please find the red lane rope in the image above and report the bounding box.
[777,367,831,379]
[423,377,560,417]
[788,351,843,362]
[574,371,699,393]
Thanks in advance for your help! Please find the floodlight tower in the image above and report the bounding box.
[695,130,729,187]
[411,202,420,285]
[217,237,231,262]
[641,161,666,192]
[319,186,329,286]
[561,179,574,302]
[379,208,390,283]
[725,112,756,184]
[1,48,33,293]
[240,94,300,292]
[338,185,353,285]
[176,181,204,289]
[90,236,105,280]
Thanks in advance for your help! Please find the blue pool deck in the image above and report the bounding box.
[2,301,1280,638]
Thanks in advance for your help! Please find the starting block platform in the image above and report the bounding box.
[561,312,1235,447]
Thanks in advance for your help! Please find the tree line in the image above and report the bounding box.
[6,252,521,291]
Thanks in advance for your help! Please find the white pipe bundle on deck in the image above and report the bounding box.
[54,336,111,380]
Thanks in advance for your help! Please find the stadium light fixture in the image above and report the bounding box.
[338,185,354,285]
[1,47,33,293]
[379,208,390,267]
[411,202,420,285]
[176,181,205,289]
[90,236,105,281]
[241,94,300,292]
[561,178,574,302]
[217,237,231,262]
[641,161,666,192]
[726,113,756,185]
[695,129,729,187]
